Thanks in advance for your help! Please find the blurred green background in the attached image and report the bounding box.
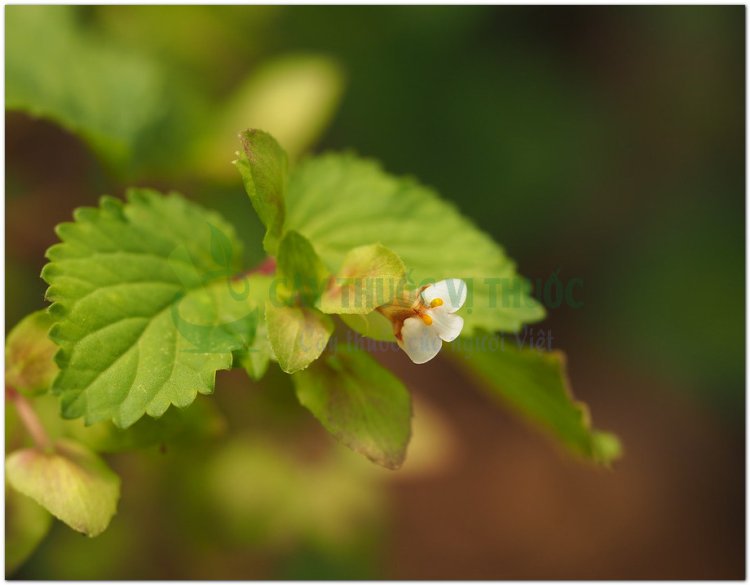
[5,5,744,579]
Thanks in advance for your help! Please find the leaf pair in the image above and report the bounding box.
[265,233,413,469]
[268,230,407,375]
[5,319,121,542]
[265,232,333,374]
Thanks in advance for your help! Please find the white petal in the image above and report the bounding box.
[429,306,464,342]
[398,316,442,364]
[421,279,467,313]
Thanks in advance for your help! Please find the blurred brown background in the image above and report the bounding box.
[6,5,744,579]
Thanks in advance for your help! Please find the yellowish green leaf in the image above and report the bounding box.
[6,439,121,537]
[265,303,333,374]
[234,129,288,254]
[5,311,58,396]
[317,243,405,315]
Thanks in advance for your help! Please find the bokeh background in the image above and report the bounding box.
[5,5,744,579]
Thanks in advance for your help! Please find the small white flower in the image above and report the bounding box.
[394,278,467,364]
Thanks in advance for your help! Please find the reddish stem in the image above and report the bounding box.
[233,256,277,280]
[252,256,277,275]
[6,386,52,451]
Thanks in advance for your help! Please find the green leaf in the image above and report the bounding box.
[285,154,544,336]
[317,243,406,315]
[6,439,121,537]
[266,303,334,374]
[276,231,330,305]
[263,232,333,373]
[233,275,275,380]
[339,311,394,342]
[447,340,621,465]
[6,6,166,170]
[234,129,288,255]
[6,311,58,396]
[293,345,412,469]
[42,189,261,428]
[6,483,52,574]
[235,319,273,381]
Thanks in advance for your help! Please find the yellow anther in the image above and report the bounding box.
[430,298,444,308]
[421,313,433,326]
